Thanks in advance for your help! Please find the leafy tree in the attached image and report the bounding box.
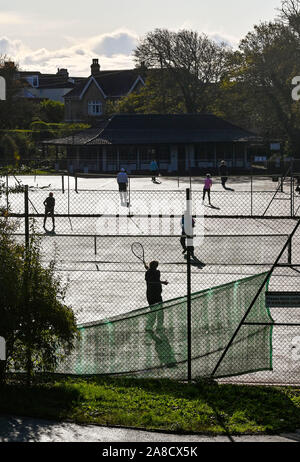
[40,99,64,123]
[0,58,38,129]
[232,21,300,156]
[134,29,229,113]
[0,133,20,163]
[0,218,78,385]
[105,72,185,115]
[0,57,43,129]
[278,0,300,36]
[30,120,54,141]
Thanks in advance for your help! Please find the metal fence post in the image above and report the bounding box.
[291,170,294,218]
[6,173,8,210]
[68,175,70,214]
[288,238,292,265]
[281,155,284,192]
[187,246,192,382]
[62,175,65,194]
[186,188,192,382]
[24,185,29,250]
[128,176,131,215]
[251,173,253,217]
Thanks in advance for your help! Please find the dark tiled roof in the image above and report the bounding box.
[43,121,109,145]
[19,71,85,90]
[64,79,87,98]
[105,114,251,131]
[44,114,258,146]
[18,71,42,75]
[38,75,86,89]
[65,70,142,99]
[88,114,257,144]
[88,129,255,145]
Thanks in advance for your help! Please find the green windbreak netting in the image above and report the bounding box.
[57,272,274,380]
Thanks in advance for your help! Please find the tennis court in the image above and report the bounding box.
[2,174,300,383]
[3,173,299,218]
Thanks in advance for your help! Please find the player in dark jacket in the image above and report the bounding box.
[43,192,55,231]
[144,261,168,332]
[219,160,228,189]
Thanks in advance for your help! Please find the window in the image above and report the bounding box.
[157,145,170,163]
[139,146,170,164]
[140,146,157,163]
[83,146,98,161]
[235,143,245,160]
[106,147,118,164]
[195,143,215,161]
[119,146,137,164]
[88,100,102,116]
[27,75,39,88]
[216,142,234,162]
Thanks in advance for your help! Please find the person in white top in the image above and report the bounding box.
[117,168,129,206]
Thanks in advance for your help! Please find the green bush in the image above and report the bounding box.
[0,219,78,385]
[0,133,20,163]
[39,100,64,123]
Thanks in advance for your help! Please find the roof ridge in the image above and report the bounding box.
[84,119,112,144]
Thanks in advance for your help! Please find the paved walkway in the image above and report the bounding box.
[0,416,300,442]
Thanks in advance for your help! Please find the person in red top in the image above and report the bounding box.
[202,174,212,205]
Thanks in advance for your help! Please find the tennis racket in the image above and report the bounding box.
[131,242,146,265]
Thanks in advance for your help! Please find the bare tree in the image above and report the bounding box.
[134,29,229,113]
[278,0,300,36]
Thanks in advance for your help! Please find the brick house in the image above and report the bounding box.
[64,59,145,123]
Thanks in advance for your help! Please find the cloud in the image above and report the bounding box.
[0,27,238,76]
[0,12,26,25]
[208,32,240,49]
[172,20,240,49]
[0,36,31,62]
[91,31,138,57]
[0,30,137,75]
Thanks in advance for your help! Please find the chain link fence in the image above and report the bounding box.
[2,175,300,217]
[2,176,300,384]
[1,173,299,218]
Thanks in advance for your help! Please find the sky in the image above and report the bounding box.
[0,0,280,76]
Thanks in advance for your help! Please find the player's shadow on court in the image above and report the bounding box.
[223,187,235,192]
[146,330,177,368]
[44,226,55,235]
[205,204,221,210]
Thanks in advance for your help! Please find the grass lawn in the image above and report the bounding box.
[1,377,300,435]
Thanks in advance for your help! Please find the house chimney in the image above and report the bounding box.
[91,58,100,75]
[57,68,69,78]
[4,61,15,69]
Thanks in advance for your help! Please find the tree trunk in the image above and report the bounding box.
[26,347,32,387]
